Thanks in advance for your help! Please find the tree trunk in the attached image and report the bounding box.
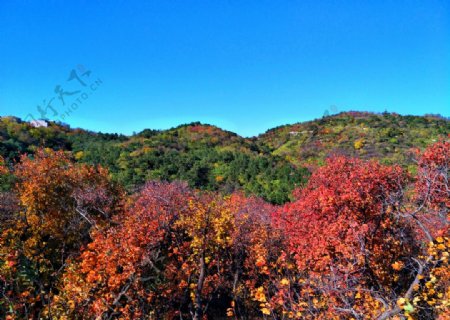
[193,253,206,320]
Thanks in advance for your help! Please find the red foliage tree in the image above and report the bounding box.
[271,156,416,318]
[377,141,450,320]
[413,140,449,238]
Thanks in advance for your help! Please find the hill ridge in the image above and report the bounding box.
[1,111,448,203]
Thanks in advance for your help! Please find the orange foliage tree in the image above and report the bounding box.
[54,181,195,318]
[0,149,122,319]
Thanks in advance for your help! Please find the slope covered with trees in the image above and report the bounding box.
[1,112,448,204]
[259,112,450,169]
[0,117,306,204]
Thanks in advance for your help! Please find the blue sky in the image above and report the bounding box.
[0,1,448,136]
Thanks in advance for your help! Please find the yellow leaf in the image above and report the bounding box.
[261,307,271,315]
[397,298,406,307]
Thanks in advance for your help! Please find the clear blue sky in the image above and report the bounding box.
[0,1,448,136]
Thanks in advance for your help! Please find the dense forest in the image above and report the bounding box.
[1,112,449,203]
[0,116,309,204]
[260,112,449,168]
[0,112,449,319]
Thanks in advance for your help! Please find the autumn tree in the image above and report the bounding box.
[378,141,449,319]
[268,156,417,319]
[174,193,279,319]
[262,141,449,319]
[54,183,282,319]
[0,149,122,319]
[53,181,195,319]
[412,140,449,238]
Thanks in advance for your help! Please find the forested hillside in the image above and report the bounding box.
[0,117,307,204]
[1,112,448,203]
[260,112,450,168]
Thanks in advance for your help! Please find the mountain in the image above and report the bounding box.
[1,112,448,203]
[259,111,450,169]
[0,118,307,204]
